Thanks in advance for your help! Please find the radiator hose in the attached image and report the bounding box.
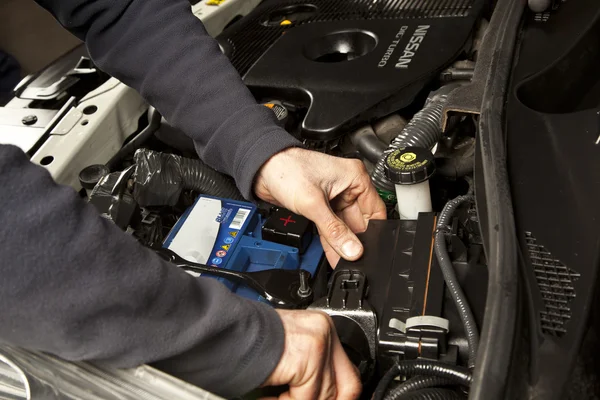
[349,125,388,164]
[435,194,479,368]
[132,149,244,207]
[373,360,472,400]
[371,85,458,192]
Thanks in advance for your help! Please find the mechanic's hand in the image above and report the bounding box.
[254,147,386,266]
[262,309,362,400]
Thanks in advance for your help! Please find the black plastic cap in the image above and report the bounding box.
[262,208,313,253]
[79,164,110,190]
[384,147,435,185]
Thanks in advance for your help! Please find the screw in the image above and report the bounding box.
[297,271,312,298]
[22,115,38,125]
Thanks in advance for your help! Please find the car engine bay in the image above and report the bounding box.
[1,0,599,399]
[87,1,491,397]
[1,0,504,398]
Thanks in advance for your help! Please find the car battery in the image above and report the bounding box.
[163,195,323,303]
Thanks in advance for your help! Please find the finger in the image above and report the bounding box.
[340,160,387,223]
[317,333,337,400]
[286,341,327,400]
[320,236,341,268]
[356,179,388,222]
[330,334,362,400]
[301,191,363,261]
[336,202,369,234]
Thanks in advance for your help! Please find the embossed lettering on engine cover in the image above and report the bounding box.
[396,25,430,69]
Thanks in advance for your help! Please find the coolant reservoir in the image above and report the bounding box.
[383,147,435,220]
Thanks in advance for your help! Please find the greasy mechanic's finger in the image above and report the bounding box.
[330,333,362,399]
[301,192,363,261]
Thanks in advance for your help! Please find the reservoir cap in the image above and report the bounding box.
[384,147,435,185]
[79,164,110,190]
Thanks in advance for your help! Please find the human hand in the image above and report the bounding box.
[262,309,362,400]
[254,148,386,266]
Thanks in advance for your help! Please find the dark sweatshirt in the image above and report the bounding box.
[0,0,302,397]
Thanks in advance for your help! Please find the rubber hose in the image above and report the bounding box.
[435,157,474,179]
[384,376,458,400]
[435,195,479,368]
[373,114,408,144]
[349,125,388,164]
[371,84,459,192]
[106,107,162,170]
[133,150,243,206]
[373,360,472,400]
[388,388,463,400]
[178,156,244,201]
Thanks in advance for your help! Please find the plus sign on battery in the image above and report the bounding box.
[280,215,296,226]
[263,208,313,252]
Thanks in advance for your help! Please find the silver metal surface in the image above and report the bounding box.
[0,98,76,153]
[0,346,224,400]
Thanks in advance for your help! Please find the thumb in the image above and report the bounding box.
[302,192,363,261]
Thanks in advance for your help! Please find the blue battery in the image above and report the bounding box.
[163,195,323,303]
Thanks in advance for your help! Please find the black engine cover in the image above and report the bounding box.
[217,0,484,140]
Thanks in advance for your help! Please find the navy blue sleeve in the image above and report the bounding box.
[3,0,303,393]
[0,144,284,397]
[33,0,301,199]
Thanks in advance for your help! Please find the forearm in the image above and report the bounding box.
[0,144,284,397]
[34,0,301,198]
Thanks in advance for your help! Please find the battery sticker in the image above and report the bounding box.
[164,196,256,271]
[229,208,250,230]
[216,250,227,258]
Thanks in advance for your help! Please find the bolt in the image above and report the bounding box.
[297,271,312,298]
[22,115,38,125]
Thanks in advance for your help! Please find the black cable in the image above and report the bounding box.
[132,149,243,206]
[374,363,405,400]
[434,195,479,368]
[178,156,243,201]
[373,360,472,400]
[390,388,463,400]
[384,376,458,400]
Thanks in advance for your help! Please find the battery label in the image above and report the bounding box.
[229,208,250,230]
[164,196,256,270]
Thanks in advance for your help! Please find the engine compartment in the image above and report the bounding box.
[3,0,598,398]
[1,1,504,398]
[98,2,491,397]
